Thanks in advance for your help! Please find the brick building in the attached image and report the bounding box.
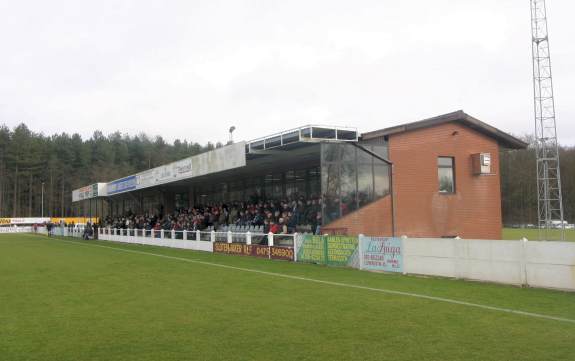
[324,111,527,239]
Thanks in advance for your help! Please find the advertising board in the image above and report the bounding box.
[50,217,100,225]
[72,183,107,202]
[108,142,248,194]
[212,242,294,261]
[107,176,137,195]
[297,235,358,266]
[359,236,403,273]
[0,218,50,225]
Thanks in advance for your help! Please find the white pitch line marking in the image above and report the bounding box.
[42,236,575,325]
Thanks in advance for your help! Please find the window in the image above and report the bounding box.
[438,157,455,194]
[320,143,391,224]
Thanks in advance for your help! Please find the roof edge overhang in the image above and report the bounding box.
[361,110,528,149]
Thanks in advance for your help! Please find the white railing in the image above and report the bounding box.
[0,225,88,237]
[37,226,86,238]
[0,226,34,233]
[96,228,297,254]
[98,228,296,247]
[1,225,297,250]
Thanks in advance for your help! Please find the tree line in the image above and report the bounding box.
[500,138,574,224]
[0,123,221,218]
[1,122,573,224]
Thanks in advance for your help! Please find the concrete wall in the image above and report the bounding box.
[525,241,575,290]
[403,238,575,291]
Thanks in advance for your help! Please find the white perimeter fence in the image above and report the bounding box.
[0,226,88,238]
[97,227,296,252]
[2,226,573,292]
[0,226,36,234]
[402,238,575,292]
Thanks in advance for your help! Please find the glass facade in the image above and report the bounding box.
[321,143,390,224]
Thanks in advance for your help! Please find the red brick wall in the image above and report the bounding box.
[323,195,393,236]
[389,122,502,239]
[323,121,503,239]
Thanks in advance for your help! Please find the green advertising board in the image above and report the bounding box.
[297,235,358,266]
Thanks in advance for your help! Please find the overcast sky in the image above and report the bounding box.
[1,0,573,145]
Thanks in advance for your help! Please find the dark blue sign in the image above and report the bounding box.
[107,176,137,195]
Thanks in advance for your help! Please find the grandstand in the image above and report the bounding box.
[72,111,527,240]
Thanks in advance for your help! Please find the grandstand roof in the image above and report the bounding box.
[361,110,528,149]
[245,125,358,155]
[74,125,358,200]
[73,114,526,201]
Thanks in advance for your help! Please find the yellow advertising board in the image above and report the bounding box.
[50,217,100,225]
[0,217,50,225]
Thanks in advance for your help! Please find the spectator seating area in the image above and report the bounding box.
[102,198,322,235]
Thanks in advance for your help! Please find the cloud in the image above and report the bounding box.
[0,0,573,145]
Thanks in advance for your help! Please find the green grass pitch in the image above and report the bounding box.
[502,227,575,242]
[1,233,574,361]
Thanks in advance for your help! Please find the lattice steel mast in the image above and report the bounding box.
[530,0,565,240]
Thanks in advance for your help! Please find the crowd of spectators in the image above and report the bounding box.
[102,198,322,235]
